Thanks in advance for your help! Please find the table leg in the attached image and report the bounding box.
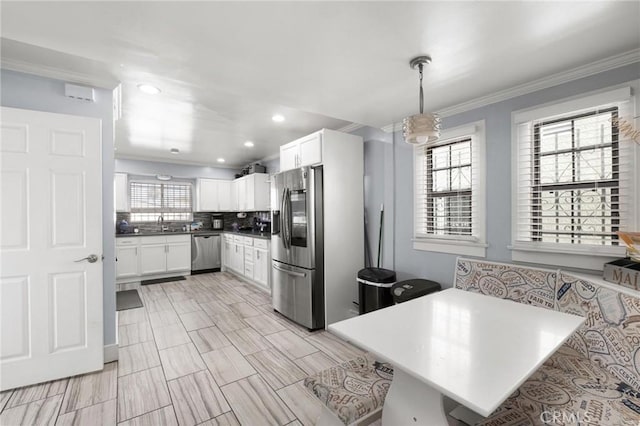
[382,368,448,426]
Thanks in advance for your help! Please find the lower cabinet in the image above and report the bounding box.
[116,234,191,281]
[222,233,270,292]
[116,238,139,279]
[253,246,270,287]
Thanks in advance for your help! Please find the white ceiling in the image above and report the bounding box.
[1,1,639,167]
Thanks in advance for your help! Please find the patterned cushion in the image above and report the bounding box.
[477,362,640,426]
[555,272,640,391]
[303,355,393,425]
[454,258,557,309]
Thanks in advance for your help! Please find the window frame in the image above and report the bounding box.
[413,120,487,257]
[129,178,194,223]
[511,84,639,270]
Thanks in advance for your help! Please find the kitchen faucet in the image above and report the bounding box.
[157,215,168,231]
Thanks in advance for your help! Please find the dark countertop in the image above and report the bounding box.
[116,230,222,238]
[222,230,271,240]
[116,229,271,239]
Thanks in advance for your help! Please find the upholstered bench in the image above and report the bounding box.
[304,355,393,425]
[454,258,640,426]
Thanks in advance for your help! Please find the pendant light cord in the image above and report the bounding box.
[418,63,424,114]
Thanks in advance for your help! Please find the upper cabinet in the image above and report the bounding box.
[234,173,270,211]
[196,178,233,212]
[279,132,322,171]
[115,173,129,212]
[196,174,268,212]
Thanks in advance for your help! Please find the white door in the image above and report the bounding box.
[197,179,218,211]
[0,107,103,390]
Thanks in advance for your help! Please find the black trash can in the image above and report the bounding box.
[357,268,396,314]
[391,279,441,304]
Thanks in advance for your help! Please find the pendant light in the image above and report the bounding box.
[403,56,440,145]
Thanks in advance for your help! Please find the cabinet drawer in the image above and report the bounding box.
[116,237,139,246]
[233,236,244,243]
[243,237,253,246]
[244,250,253,262]
[254,239,268,250]
[140,236,167,245]
[244,263,254,278]
[223,234,233,242]
[166,234,190,243]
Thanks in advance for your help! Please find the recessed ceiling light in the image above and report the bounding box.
[244,141,254,147]
[137,84,161,95]
[170,148,179,154]
[156,175,172,181]
[217,158,225,163]
[272,114,285,123]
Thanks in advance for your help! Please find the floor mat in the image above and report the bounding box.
[141,276,186,286]
[116,289,143,311]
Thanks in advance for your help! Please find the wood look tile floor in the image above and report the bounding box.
[0,272,366,426]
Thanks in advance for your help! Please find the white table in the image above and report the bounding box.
[328,288,584,425]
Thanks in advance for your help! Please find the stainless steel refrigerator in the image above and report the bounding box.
[271,166,324,330]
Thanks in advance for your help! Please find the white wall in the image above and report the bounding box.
[391,62,640,287]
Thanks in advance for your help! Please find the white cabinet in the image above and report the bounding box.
[116,238,139,279]
[116,235,191,281]
[279,132,322,171]
[140,242,167,275]
[222,233,270,291]
[280,143,299,171]
[233,173,270,211]
[115,173,129,212]
[218,180,232,211]
[196,178,233,212]
[166,238,191,272]
[231,240,244,273]
[222,235,233,270]
[253,239,270,289]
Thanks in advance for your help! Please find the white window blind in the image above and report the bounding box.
[130,181,193,222]
[414,122,485,250]
[514,93,635,249]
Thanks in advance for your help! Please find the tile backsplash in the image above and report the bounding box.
[116,211,270,233]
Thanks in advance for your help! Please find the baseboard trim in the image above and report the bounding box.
[104,343,119,363]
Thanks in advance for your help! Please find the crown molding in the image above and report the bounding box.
[382,49,640,133]
[1,56,120,90]
[336,122,364,133]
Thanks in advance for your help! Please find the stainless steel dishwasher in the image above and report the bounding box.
[191,233,221,273]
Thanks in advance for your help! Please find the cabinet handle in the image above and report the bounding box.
[256,251,260,260]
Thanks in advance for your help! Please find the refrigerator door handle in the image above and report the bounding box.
[273,262,306,278]
[285,188,292,249]
[280,188,288,249]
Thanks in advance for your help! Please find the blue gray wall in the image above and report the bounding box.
[1,69,117,347]
[392,62,640,287]
[115,158,239,179]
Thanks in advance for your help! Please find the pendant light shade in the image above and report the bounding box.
[403,56,440,145]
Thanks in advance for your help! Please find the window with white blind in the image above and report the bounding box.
[414,121,486,257]
[512,85,638,269]
[129,180,193,222]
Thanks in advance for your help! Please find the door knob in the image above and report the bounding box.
[75,254,99,263]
